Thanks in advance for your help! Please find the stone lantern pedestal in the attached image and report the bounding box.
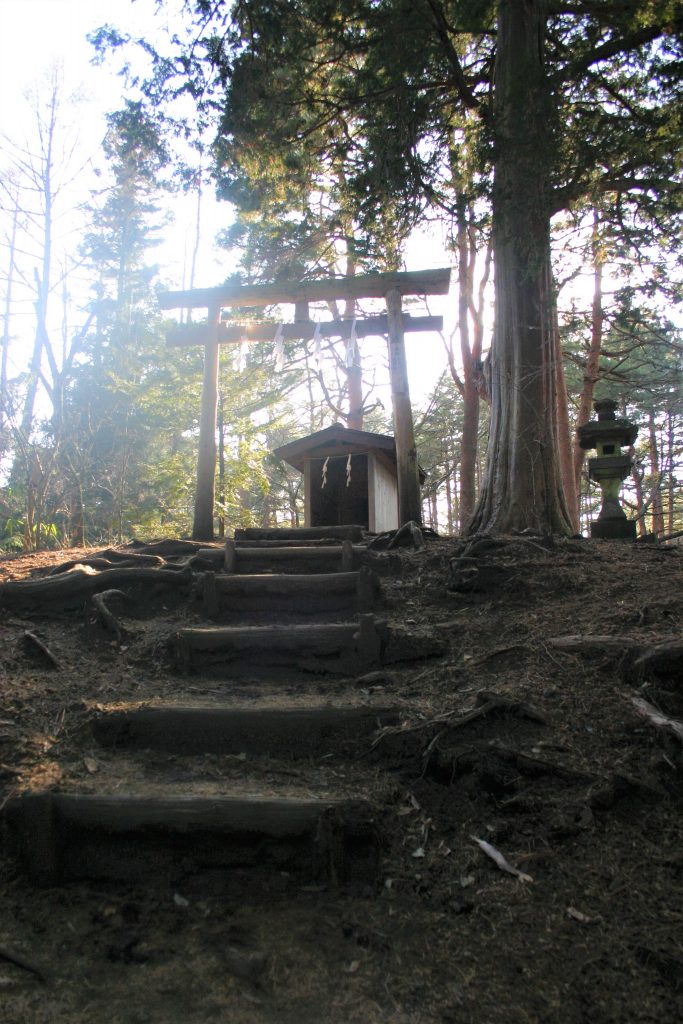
[577,399,638,540]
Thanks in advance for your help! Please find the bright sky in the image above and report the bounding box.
[0,0,457,406]
[0,0,235,280]
[0,0,148,109]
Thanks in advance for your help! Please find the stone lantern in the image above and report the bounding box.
[577,398,638,539]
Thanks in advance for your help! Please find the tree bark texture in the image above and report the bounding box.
[572,214,603,510]
[553,316,578,531]
[468,0,572,536]
[666,410,676,534]
[648,412,665,536]
[630,452,646,537]
[456,197,481,530]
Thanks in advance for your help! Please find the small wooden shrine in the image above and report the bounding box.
[274,424,425,533]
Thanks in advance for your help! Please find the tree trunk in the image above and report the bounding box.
[1,192,19,444]
[468,0,572,536]
[445,458,454,535]
[430,490,438,532]
[456,196,479,529]
[630,453,646,538]
[648,412,664,536]
[444,193,491,532]
[572,213,603,500]
[666,409,675,534]
[21,85,59,440]
[554,316,578,531]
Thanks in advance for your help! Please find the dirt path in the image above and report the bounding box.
[0,534,682,1023]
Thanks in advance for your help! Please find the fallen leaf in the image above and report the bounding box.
[83,756,98,774]
[344,960,361,974]
[173,893,189,908]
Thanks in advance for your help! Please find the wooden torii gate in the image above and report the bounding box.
[158,268,451,540]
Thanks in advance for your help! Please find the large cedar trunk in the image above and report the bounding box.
[468,0,573,536]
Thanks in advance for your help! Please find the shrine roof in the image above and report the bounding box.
[274,424,396,471]
[274,424,426,483]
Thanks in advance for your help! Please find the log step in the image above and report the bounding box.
[7,791,379,886]
[225,541,364,575]
[235,526,365,543]
[173,615,386,673]
[91,703,399,757]
[201,568,380,617]
[194,542,365,574]
[235,539,346,548]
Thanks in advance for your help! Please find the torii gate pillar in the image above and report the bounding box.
[194,303,220,540]
[386,287,422,526]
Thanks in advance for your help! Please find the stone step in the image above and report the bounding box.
[200,568,380,618]
[7,790,380,886]
[91,703,399,757]
[172,615,386,673]
[235,525,365,543]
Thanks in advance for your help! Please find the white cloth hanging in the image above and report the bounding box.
[346,453,352,487]
[321,456,329,489]
[273,323,285,371]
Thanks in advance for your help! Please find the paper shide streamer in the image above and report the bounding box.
[273,323,285,371]
[345,318,358,368]
[313,322,322,370]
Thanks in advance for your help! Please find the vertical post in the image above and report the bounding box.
[192,302,220,540]
[217,394,225,538]
[344,285,363,431]
[386,287,422,525]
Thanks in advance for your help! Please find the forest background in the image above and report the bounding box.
[0,0,681,550]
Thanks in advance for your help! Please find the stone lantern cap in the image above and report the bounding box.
[577,399,638,452]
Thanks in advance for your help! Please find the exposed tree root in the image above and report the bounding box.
[22,630,60,669]
[92,589,128,641]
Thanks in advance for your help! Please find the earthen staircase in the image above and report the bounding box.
[7,525,404,894]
